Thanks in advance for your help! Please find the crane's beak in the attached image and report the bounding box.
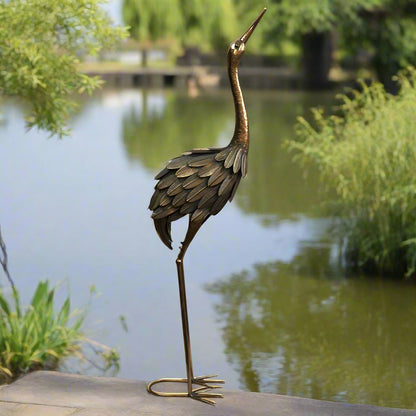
[239,8,267,45]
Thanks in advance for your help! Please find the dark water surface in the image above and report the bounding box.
[1,88,415,409]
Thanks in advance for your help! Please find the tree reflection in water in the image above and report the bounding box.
[121,89,334,220]
[206,243,416,409]
[122,90,231,171]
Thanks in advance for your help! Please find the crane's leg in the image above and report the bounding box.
[177,220,224,403]
[147,218,224,405]
[176,221,197,396]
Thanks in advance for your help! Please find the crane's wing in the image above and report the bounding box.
[149,145,248,249]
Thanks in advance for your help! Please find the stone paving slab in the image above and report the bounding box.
[0,371,415,416]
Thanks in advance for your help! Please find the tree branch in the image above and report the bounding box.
[0,225,15,288]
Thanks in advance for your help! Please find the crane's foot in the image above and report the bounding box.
[190,375,224,405]
[147,374,225,405]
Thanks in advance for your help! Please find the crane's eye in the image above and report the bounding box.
[234,41,241,50]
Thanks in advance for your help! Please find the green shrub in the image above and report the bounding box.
[287,68,416,277]
[0,281,119,383]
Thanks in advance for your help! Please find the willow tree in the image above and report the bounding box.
[0,0,126,137]
[178,0,237,51]
[122,0,183,66]
[122,0,238,57]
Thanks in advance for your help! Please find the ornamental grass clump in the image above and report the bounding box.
[0,281,83,382]
[0,281,118,383]
[288,68,416,277]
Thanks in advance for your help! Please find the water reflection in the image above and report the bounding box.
[207,243,416,409]
[2,88,414,410]
[122,91,231,170]
[121,89,333,220]
[239,91,333,221]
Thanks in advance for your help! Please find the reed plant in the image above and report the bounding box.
[0,281,118,383]
[287,68,416,277]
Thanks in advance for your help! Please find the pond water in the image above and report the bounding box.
[1,88,415,409]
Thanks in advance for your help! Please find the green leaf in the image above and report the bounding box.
[0,293,11,316]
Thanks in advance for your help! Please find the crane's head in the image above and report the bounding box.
[228,8,266,64]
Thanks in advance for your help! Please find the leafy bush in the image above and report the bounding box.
[287,68,416,277]
[0,281,119,383]
[0,0,126,136]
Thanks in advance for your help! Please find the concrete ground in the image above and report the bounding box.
[0,371,415,416]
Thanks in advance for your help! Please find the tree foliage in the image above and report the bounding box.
[342,2,416,89]
[265,0,382,37]
[121,0,416,84]
[264,0,416,87]
[179,0,237,51]
[122,0,183,42]
[122,0,237,52]
[0,0,126,137]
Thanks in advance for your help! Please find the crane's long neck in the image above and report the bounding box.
[228,60,249,149]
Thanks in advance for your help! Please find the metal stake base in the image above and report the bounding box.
[147,375,224,405]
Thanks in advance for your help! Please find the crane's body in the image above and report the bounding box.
[147,9,266,405]
[149,143,248,249]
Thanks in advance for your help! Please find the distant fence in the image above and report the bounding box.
[83,66,302,90]
[177,48,290,68]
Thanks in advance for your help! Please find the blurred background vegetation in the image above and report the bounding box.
[121,0,416,91]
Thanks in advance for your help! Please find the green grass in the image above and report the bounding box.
[287,67,416,278]
[0,281,119,383]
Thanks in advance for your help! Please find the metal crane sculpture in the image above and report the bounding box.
[147,8,266,405]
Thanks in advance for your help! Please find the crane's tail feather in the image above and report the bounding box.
[154,218,173,250]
